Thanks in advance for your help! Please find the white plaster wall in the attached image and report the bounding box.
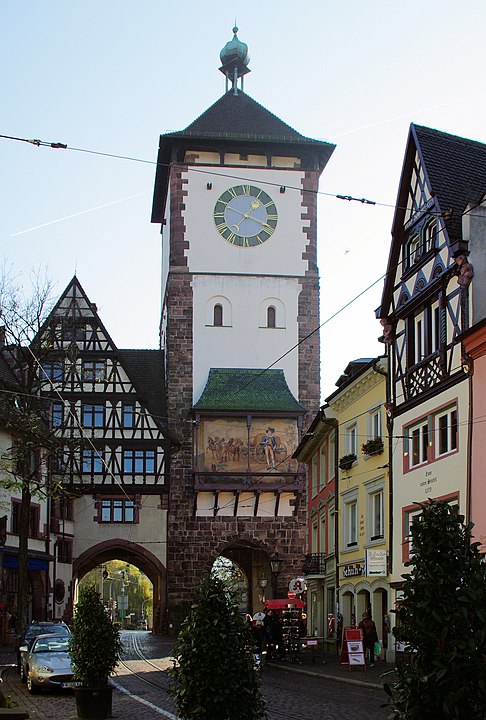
[183,167,308,276]
[391,380,469,581]
[72,495,167,568]
[193,274,300,402]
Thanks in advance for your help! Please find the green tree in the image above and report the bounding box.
[169,573,267,720]
[386,499,486,719]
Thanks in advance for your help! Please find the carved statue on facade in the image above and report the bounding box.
[380,317,395,343]
[454,251,474,287]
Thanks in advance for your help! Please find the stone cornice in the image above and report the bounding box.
[328,369,384,414]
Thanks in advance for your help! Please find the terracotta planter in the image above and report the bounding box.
[74,686,113,719]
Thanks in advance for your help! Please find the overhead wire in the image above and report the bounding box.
[1,131,481,523]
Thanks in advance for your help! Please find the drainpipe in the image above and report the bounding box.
[333,419,340,631]
[45,482,51,620]
[464,354,474,524]
[372,357,393,584]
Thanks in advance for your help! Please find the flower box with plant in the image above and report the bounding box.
[338,453,357,470]
[69,584,123,720]
[361,437,384,456]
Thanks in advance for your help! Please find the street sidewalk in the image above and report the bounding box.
[266,645,396,690]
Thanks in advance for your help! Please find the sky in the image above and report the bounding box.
[2,0,486,400]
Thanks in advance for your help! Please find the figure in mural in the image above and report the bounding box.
[454,251,474,287]
[261,427,277,468]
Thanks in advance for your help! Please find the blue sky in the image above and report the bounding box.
[2,0,485,398]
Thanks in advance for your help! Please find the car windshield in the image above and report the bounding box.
[25,625,68,639]
[33,637,69,653]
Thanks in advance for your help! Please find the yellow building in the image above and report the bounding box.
[325,357,392,660]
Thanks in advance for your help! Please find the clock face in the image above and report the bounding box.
[213,185,278,247]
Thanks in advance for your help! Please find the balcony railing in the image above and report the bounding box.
[303,553,326,576]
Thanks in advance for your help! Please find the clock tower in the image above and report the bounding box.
[152,28,335,628]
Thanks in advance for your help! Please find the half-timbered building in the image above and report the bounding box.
[34,277,170,631]
[151,27,335,627]
[378,125,486,612]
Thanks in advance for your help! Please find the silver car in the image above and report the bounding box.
[19,633,76,694]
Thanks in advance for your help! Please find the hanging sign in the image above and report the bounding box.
[289,577,306,594]
[365,549,387,577]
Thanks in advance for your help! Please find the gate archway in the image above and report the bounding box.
[214,537,279,615]
[72,539,167,633]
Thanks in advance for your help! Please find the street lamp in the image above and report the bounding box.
[258,575,268,603]
[270,555,282,596]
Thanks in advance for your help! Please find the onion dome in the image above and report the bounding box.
[219,26,250,93]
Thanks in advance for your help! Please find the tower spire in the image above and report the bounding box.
[219,26,250,95]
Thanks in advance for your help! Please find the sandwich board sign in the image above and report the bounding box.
[340,627,365,670]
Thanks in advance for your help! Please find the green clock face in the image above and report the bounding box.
[213,185,278,247]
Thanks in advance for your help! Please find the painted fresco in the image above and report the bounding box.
[197,417,299,473]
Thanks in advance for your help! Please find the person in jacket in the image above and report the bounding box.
[358,612,378,667]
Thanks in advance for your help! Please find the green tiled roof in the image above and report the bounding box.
[194,368,304,412]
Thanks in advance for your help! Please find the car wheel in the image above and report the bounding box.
[20,664,26,683]
[26,673,39,694]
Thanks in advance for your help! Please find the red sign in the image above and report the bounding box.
[287,591,296,599]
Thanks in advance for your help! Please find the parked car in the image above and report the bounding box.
[16,621,70,668]
[19,633,76,694]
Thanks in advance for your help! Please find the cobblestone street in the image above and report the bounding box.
[0,633,391,719]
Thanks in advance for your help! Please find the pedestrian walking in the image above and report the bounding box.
[358,611,379,667]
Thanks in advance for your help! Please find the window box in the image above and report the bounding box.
[361,438,384,456]
[339,453,356,471]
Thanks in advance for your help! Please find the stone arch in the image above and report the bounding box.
[73,538,167,634]
[211,535,279,612]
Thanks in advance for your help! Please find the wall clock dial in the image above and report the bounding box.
[213,185,278,247]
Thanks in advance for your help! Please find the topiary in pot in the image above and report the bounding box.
[169,573,267,720]
[69,584,123,720]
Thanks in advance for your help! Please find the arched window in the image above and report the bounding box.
[213,304,223,327]
[267,306,276,328]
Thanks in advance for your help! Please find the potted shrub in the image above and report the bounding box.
[361,437,384,456]
[69,584,123,719]
[338,453,356,471]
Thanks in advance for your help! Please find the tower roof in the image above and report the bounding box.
[152,91,335,223]
[178,90,325,145]
[193,368,304,413]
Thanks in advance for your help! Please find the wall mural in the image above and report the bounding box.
[197,418,299,473]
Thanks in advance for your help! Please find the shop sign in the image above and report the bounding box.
[289,577,306,594]
[342,563,364,578]
[366,549,387,576]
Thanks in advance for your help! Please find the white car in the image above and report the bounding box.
[19,633,77,694]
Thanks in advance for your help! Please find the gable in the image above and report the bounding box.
[380,124,486,319]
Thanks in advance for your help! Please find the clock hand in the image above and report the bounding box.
[244,216,272,230]
[228,201,263,223]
